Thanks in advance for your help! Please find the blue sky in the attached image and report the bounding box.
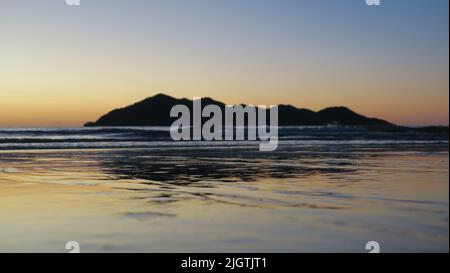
[0,0,448,126]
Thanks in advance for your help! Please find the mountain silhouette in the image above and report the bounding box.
[85,93,394,127]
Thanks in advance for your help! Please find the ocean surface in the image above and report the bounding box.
[0,126,448,252]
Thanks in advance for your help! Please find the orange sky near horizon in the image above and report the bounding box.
[0,0,448,127]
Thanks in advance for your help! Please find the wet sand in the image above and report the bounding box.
[0,141,448,252]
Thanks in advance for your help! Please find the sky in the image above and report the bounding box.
[0,0,448,127]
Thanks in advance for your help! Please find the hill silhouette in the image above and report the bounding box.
[85,93,395,127]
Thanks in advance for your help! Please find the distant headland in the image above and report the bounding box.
[84,93,448,133]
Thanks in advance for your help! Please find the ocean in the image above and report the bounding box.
[0,126,448,252]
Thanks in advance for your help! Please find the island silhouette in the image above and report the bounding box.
[84,93,447,132]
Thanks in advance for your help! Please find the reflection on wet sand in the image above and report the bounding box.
[0,141,448,252]
[98,148,358,184]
